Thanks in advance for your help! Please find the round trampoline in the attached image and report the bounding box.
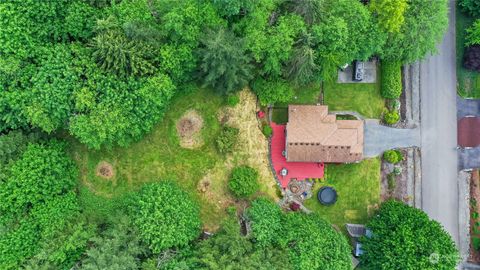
[317,187,337,205]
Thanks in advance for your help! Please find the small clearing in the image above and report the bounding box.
[176,110,204,149]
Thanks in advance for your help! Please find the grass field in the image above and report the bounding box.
[68,88,279,230]
[457,7,480,98]
[324,80,384,119]
[304,158,381,230]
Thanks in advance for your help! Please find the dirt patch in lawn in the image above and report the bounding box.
[96,161,115,180]
[176,110,204,149]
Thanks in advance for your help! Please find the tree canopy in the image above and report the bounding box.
[0,140,79,269]
[247,198,352,270]
[360,200,459,270]
[379,0,448,62]
[131,181,201,253]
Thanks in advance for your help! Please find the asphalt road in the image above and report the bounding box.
[420,0,459,245]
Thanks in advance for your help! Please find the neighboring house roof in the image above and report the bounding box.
[458,116,480,148]
[346,223,367,238]
[286,105,364,163]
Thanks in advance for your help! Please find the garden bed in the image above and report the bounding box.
[380,149,409,203]
[469,170,480,263]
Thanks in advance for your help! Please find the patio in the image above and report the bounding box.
[270,123,324,188]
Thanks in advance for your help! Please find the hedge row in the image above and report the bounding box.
[381,61,402,99]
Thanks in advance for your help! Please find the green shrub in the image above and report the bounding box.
[263,125,273,137]
[383,150,403,164]
[227,94,240,107]
[216,126,239,154]
[381,61,402,99]
[228,166,259,198]
[473,211,479,220]
[386,98,401,112]
[383,110,400,125]
[460,0,480,18]
[131,182,201,253]
[387,173,396,191]
[252,78,294,106]
[466,20,480,46]
[393,166,402,176]
[474,237,480,251]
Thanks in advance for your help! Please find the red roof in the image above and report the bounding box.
[458,117,480,147]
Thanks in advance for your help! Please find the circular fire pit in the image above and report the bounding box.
[317,186,337,205]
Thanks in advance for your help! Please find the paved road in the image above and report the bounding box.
[420,0,459,245]
[363,120,420,158]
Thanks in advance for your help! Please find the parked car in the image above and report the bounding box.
[352,60,364,81]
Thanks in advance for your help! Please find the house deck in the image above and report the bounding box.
[270,123,324,188]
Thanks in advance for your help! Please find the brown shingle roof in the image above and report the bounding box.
[286,105,363,163]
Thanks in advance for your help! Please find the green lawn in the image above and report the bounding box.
[276,83,322,107]
[271,108,288,124]
[304,158,381,229]
[456,6,480,98]
[323,80,384,119]
[67,88,278,230]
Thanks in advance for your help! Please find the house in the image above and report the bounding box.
[285,105,364,163]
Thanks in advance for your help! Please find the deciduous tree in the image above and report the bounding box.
[380,0,448,63]
[369,0,408,33]
[360,200,459,270]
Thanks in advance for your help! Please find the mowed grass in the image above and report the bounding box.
[304,158,381,229]
[456,7,480,98]
[324,80,384,119]
[68,88,279,230]
[271,108,288,124]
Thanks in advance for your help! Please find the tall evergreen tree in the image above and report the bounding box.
[197,27,253,94]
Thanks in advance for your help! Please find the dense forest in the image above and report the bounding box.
[0,0,454,269]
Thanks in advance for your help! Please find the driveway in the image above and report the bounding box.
[419,0,459,245]
[457,96,480,119]
[459,147,480,170]
[363,119,420,158]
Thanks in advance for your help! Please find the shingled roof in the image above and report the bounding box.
[285,105,363,163]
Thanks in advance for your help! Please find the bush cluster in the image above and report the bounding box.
[383,149,403,164]
[381,61,403,99]
[262,125,273,137]
[227,94,240,107]
[215,126,239,154]
[466,20,480,46]
[387,173,396,191]
[228,166,259,198]
[131,182,201,253]
[460,0,480,18]
[253,79,294,106]
[383,110,400,125]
